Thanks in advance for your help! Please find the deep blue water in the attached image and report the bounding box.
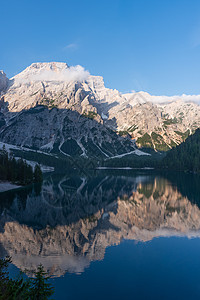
[1,170,200,299]
[51,237,200,300]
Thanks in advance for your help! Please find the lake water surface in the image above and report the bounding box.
[1,170,200,299]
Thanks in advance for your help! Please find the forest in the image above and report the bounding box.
[162,128,200,172]
[0,146,43,185]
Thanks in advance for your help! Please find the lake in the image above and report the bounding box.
[1,170,200,299]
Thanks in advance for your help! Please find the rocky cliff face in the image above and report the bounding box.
[0,106,137,157]
[1,175,200,277]
[0,62,200,153]
[0,63,139,157]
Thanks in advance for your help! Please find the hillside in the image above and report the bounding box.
[0,147,42,184]
[162,129,200,172]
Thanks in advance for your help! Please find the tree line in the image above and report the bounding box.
[0,146,43,185]
[162,128,200,173]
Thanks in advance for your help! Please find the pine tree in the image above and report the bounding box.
[34,164,43,183]
[0,148,38,185]
[0,258,54,299]
[0,257,30,300]
[29,265,54,300]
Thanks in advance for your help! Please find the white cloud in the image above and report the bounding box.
[123,90,200,105]
[63,43,78,50]
[15,65,90,83]
[149,94,200,105]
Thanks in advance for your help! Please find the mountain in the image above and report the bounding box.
[162,128,200,172]
[0,63,140,159]
[0,62,200,156]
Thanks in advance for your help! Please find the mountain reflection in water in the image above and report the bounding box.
[0,171,200,278]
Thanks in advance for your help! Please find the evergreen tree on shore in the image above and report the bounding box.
[0,257,54,299]
[0,146,43,185]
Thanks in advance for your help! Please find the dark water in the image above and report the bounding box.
[1,170,200,299]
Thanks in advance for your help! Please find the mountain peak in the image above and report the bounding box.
[11,62,89,83]
[28,62,69,71]
[12,62,69,81]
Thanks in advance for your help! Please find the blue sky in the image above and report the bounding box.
[1,0,200,95]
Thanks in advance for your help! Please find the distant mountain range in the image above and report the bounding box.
[0,62,200,157]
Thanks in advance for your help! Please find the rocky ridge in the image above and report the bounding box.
[0,62,200,153]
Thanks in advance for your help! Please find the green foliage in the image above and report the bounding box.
[155,143,170,151]
[0,256,30,300]
[137,133,153,148]
[82,111,98,119]
[170,140,177,147]
[0,147,37,185]
[0,257,54,300]
[136,132,171,151]
[174,129,190,141]
[29,265,54,300]
[102,151,164,168]
[163,117,178,126]
[151,132,160,142]
[162,128,200,172]
[151,132,170,151]
[11,149,72,172]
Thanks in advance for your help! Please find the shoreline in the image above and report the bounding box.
[96,167,154,170]
[0,182,22,193]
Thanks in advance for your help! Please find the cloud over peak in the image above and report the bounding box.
[13,63,90,83]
